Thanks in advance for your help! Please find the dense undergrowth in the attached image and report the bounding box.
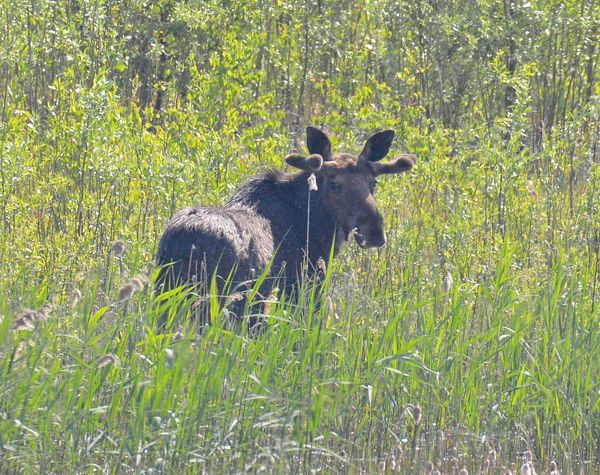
[1,0,599,473]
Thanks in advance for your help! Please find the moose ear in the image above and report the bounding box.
[359,130,395,162]
[371,154,417,175]
[306,126,332,161]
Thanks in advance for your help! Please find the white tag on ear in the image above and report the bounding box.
[307,173,318,191]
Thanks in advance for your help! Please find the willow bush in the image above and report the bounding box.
[0,0,598,472]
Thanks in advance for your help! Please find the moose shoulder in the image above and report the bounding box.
[155,127,416,326]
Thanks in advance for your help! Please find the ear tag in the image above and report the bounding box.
[307,173,318,191]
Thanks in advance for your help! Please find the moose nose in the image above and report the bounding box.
[367,210,386,248]
[371,231,386,248]
[367,231,385,247]
[355,226,386,248]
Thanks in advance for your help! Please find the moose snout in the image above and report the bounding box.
[369,229,386,248]
[354,212,386,248]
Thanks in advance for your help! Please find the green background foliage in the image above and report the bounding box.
[0,0,598,472]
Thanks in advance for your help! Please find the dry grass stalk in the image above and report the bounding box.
[488,448,497,467]
[385,453,397,471]
[520,451,537,475]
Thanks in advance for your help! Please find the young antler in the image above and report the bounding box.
[370,154,417,175]
[285,153,338,173]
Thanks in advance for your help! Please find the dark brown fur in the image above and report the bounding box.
[155,127,416,328]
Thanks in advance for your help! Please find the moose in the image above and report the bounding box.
[155,127,416,327]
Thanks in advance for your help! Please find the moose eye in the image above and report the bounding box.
[329,181,341,193]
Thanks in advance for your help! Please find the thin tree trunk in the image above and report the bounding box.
[503,0,516,114]
[152,2,171,130]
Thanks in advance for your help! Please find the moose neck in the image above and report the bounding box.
[305,175,346,262]
[227,171,343,265]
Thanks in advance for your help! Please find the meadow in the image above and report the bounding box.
[0,0,598,473]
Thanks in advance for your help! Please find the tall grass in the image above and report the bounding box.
[0,102,598,473]
[0,0,598,471]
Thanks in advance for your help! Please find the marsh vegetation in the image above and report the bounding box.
[0,0,598,472]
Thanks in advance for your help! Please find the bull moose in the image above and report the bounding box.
[155,127,416,327]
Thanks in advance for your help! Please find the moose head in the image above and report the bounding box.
[285,127,417,249]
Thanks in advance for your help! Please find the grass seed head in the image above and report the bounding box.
[118,282,138,301]
[12,311,37,331]
[37,304,52,320]
[165,348,174,365]
[443,271,453,293]
[21,308,39,319]
[69,288,82,308]
[172,331,184,342]
[129,276,146,290]
[11,304,52,331]
[411,404,422,425]
[97,354,119,368]
[111,239,126,257]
